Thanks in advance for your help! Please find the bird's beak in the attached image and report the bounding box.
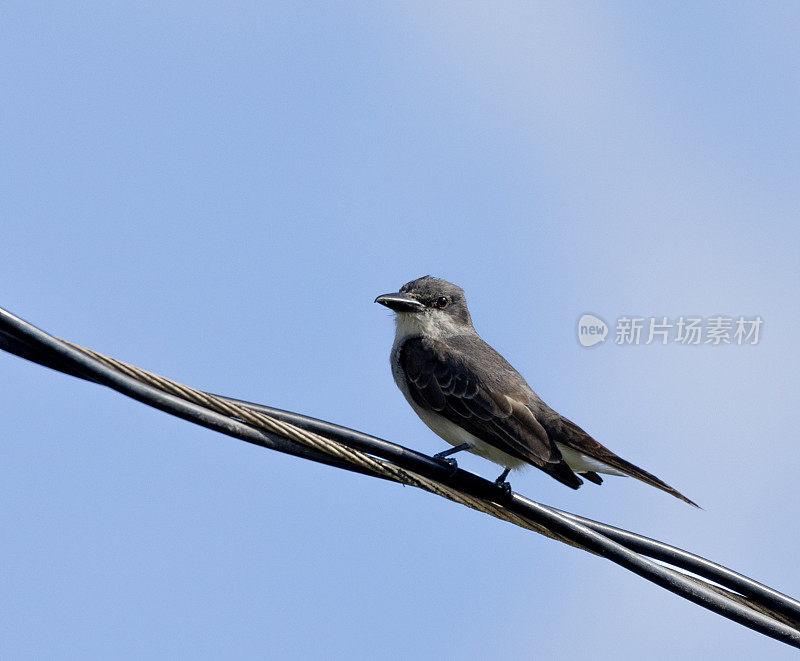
[375,292,425,313]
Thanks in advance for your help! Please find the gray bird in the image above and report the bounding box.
[376,275,697,506]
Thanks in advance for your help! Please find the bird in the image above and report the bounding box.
[375,275,697,506]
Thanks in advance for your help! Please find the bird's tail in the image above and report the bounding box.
[552,417,700,507]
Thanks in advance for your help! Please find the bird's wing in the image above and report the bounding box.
[398,337,582,489]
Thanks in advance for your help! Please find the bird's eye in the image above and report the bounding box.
[435,296,449,308]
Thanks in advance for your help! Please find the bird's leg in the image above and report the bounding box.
[434,443,470,459]
[433,443,470,472]
[494,467,512,496]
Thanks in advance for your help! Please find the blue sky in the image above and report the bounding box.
[1,3,799,659]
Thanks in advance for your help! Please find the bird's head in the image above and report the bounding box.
[375,276,473,336]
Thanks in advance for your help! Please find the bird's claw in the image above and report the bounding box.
[494,478,513,497]
[433,454,459,475]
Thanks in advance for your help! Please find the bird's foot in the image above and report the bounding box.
[494,468,512,497]
[433,443,469,475]
[494,478,513,497]
[433,454,459,475]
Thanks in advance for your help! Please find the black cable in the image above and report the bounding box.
[0,328,391,482]
[1,306,798,648]
[216,396,800,626]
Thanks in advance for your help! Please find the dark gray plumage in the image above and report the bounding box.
[376,275,697,506]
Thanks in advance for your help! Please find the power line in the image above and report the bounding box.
[1,305,799,648]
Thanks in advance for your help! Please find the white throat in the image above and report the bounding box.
[392,310,466,347]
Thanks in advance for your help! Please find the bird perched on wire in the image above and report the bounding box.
[376,275,697,506]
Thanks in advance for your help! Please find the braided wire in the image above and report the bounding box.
[64,340,581,548]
